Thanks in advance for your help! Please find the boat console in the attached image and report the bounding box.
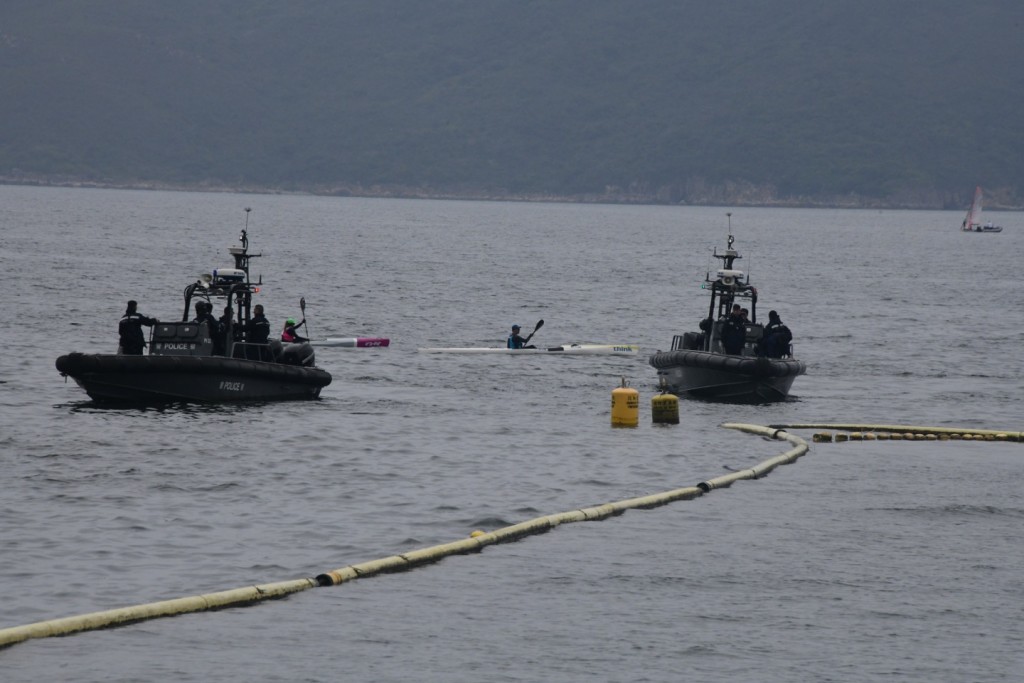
[150,321,213,356]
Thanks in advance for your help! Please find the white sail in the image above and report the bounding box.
[972,186,984,228]
[962,186,983,231]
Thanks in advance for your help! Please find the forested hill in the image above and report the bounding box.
[2,1,1023,208]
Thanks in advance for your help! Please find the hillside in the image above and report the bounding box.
[2,0,1023,207]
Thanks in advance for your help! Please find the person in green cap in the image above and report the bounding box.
[281,316,307,343]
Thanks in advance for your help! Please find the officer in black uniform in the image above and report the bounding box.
[193,301,224,354]
[721,304,746,355]
[118,300,158,355]
[761,310,793,358]
[247,304,271,344]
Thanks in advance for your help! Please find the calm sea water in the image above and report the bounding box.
[1,185,1023,682]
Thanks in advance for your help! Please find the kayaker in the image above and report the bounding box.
[506,324,535,349]
[282,317,308,343]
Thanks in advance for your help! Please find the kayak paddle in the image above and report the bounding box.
[522,319,544,345]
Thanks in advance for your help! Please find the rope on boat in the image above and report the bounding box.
[3,420,1015,649]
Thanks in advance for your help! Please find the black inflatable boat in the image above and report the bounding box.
[56,216,331,404]
[649,227,806,403]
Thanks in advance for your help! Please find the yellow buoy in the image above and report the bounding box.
[611,378,639,427]
[651,392,679,425]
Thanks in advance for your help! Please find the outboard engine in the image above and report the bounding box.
[279,342,316,367]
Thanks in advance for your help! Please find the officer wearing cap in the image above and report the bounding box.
[118,300,158,355]
[192,301,224,354]
[246,304,270,344]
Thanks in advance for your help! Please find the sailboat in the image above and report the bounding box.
[961,186,1003,233]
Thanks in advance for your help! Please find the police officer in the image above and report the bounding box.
[118,300,158,355]
[721,304,746,355]
[193,301,224,354]
[247,304,271,344]
[761,310,792,358]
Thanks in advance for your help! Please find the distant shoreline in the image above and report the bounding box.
[2,177,1019,212]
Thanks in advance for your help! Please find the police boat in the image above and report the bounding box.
[648,231,806,403]
[56,219,332,404]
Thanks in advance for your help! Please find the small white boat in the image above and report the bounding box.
[317,337,390,348]
[418,344,639,355]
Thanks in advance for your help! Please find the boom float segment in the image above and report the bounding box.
[6,421,1013,649]
[768,422,1023,442]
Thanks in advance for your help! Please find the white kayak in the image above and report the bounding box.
[317,337,390,348]
[418,344,639,355]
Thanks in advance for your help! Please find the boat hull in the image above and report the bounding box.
[418,344,639,355]
[56,353,332,404]
[649,349,805,403]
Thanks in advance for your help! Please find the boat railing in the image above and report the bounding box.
[671,333,703,351]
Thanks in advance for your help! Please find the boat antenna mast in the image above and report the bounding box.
[706,212,745,320]
[714,213,741,271]
[232,207,262,281]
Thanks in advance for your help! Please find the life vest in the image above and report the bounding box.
[282,327,297,343]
